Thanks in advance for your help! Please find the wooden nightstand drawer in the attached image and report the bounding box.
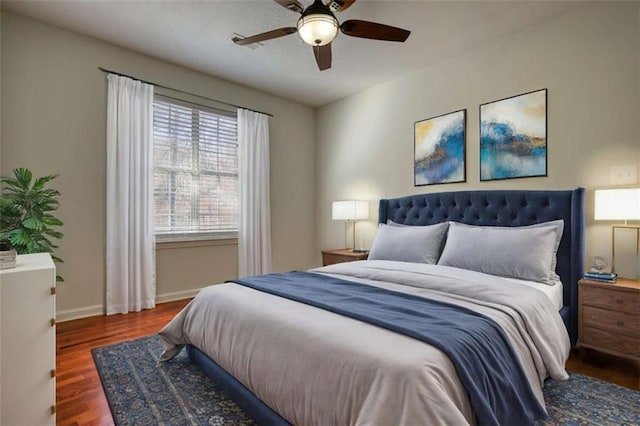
[581,326,640,358]
[582,305,639,337]
[581,285,640,314]
[321,249,368,266]
[323,254,357,265]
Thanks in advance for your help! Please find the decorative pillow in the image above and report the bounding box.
[368,222,449,264]
[437,221,563,284]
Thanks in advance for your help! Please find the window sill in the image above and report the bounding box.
[156,238,238,250]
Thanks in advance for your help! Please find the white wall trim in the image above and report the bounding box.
[56,288,202,322]
[56,304,104,323]
[155,288,201,304]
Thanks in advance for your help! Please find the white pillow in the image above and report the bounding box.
[368,222,449,264]
[437,221,563,284]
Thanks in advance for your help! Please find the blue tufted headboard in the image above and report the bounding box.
[379,188,585,346]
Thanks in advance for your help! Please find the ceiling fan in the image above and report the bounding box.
[232,0,411,71]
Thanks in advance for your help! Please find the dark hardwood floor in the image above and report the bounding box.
[566,348,639,390]
[56,301,639,425]
[56,299,190,426]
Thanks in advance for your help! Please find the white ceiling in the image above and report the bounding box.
[2,0,582,107]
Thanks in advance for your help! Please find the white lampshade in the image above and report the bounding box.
[594,188,640,220]
[332,200,369,221]
[297,14,339,46]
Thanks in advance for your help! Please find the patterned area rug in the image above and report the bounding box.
[92,335,640,426]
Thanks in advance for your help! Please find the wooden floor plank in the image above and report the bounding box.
[56,299,190,426]
[56,299,639,425]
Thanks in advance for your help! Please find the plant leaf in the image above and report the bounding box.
[42,217,63,227]
[22,217,44,231]
[32,175,58,191]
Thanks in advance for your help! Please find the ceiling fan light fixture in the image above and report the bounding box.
[235,0,411,71]
[297,13,339,46]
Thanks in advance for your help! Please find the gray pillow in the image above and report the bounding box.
[437,221,562,284]
[524,220,564,282]
[387,220,410,227]
[368,222,449,264]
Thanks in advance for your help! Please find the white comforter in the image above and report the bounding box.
[159,261,570,425]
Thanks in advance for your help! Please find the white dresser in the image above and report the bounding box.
[0,253,56,425]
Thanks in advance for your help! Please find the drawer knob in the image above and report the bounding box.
[615,298,624,304]
[617,320,624,326]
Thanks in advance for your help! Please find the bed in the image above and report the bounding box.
[159,188,585,425]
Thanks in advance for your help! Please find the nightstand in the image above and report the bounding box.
[578,277,640,362]
[321,249,368,266]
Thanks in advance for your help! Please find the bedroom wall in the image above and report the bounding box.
[316,2,640,278]
[0,11,317,319]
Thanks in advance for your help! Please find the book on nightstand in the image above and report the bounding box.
[584,271,617,283]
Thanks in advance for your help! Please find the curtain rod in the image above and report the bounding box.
[98,67,273,118]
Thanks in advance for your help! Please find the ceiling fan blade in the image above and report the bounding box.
[313,43,332,71]
[232,27,297,46]
[274,0,304,13]
[327,0,356,12]
[340,20,410,42]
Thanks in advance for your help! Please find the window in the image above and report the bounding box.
[153,96,238,241]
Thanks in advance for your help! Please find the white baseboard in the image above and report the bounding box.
[56,304,104,322]
[155,288,201,304]
[56,288,201,323]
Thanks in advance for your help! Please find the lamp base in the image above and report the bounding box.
[611,224,640,278]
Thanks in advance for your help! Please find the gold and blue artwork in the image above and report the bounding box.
[480,89,547,181]
[414,109,466,186]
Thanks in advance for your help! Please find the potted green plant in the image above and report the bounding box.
[0,168,64,279]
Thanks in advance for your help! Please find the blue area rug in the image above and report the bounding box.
[92,335,640,425]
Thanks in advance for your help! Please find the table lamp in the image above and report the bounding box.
[594,188,640,274]
[332,200,369,251]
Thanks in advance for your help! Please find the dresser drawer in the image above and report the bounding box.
[582,305,639,337]
[581,285,640,314]
[581,326,640,358]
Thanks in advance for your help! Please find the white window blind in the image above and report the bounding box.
[153,96,238,240]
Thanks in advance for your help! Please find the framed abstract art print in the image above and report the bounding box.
[414,109,466,186]
[479,89,547,181]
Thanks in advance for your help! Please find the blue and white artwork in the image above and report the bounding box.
[480,89,547,181]
[414,109,466,186]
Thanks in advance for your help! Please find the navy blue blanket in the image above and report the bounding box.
[233,271,546,426]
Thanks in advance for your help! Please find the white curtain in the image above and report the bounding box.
[106,74,156,315]
[238,109,272,277]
